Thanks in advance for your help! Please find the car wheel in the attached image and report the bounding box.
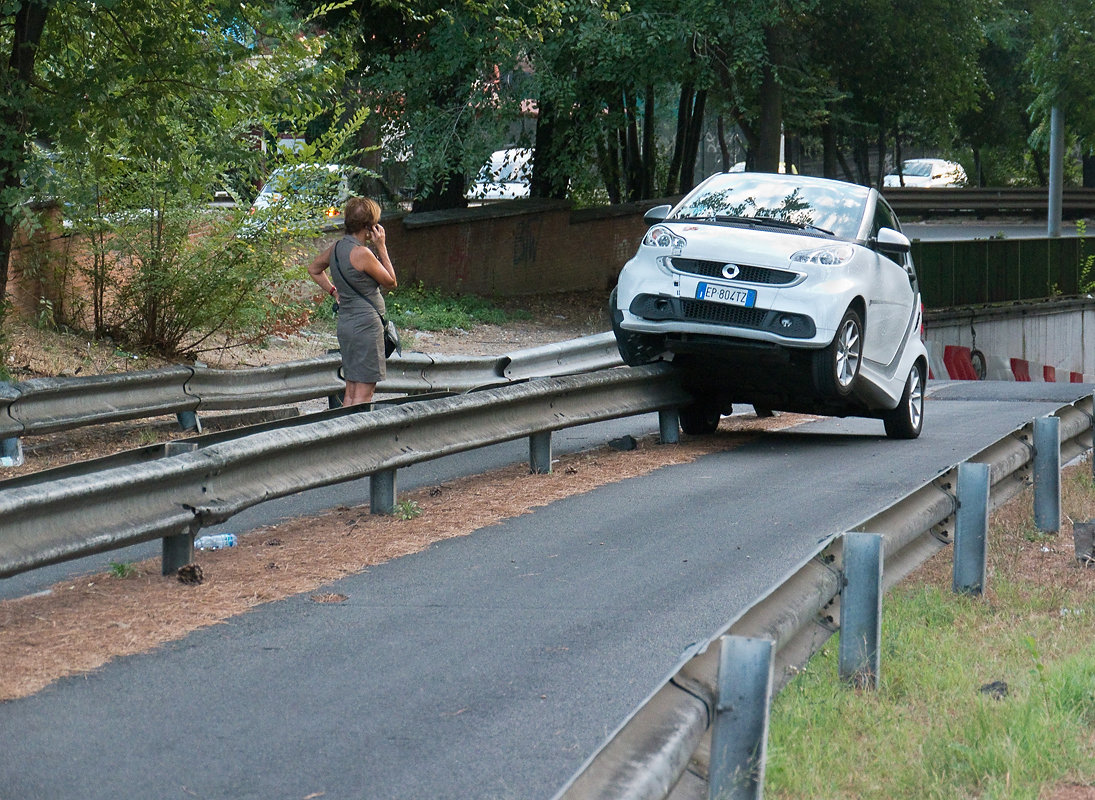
[883,361,925,439]
[812,307,862,398]
[609,287,665,366]
[679,396,722,435]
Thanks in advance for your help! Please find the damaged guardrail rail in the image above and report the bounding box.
[0,332,623,464]
[552,395,1094,800]
[0,364,686,580]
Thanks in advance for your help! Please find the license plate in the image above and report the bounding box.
[695,282,757,308]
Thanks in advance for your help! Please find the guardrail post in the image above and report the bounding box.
[529,430,552,474]
[162,529,195,575]
[953,462,990,596]
[709,635,774,800]
[176,410,201,433]
[1,436,23,467]
[1033,415,1061,533]
[659,409,680,444]
[839,532,883,690]
[370,468,397,515]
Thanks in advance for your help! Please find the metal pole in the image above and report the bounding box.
[0,436,23,467]
[838,532,883,689]
[1034,415,1061,533]
[162,529,195,575]
[530,430,553,474]
[370,468,397,515]
[659,409,680,445]
[709,635,774,800]
[176,410,201,433]
[1048,106,1064,238]
[953,462,990,596]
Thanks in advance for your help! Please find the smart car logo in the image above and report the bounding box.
[721,263,741,280]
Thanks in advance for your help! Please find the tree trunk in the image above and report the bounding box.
[754,28,783,173]
[667,84,694,195]
[1082,152,1095,188]
[822,122,838,179]
[717,116,731,172]
[642,84,655,199]
[679,89,706,192]
[0,1,52,308]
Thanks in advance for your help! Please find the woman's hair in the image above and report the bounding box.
[344,196,381,235]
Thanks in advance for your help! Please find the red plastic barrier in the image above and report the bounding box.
[943,345,979,380]
[1072,372,1084,383]
[1043,365,1056,382]
[1010,358,1031,382]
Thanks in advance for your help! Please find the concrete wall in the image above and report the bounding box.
[924,298,1094,376]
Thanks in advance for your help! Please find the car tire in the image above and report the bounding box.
[883,361,925,439]
[812,307,862,398]
[679,396,722,435]
[609,287,665,366]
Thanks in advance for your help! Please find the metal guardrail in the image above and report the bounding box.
[0,332,622,443]
[553,395,1094,800]
[0,364,686,580]
[884,186,1095,218]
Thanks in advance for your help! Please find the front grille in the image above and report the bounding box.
[679,298,768,328]
[669,258,799,285]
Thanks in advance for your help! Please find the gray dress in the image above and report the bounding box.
[330,235,387,383]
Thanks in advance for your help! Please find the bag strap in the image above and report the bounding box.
[332,240,387,321]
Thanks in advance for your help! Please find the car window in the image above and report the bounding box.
[872,199,908,267]
[672,174,869,240]
[902,161,934,177]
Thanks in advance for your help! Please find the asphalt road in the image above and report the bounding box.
[0,381,1091,800]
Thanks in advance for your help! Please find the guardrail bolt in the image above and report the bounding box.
[838,532,883,690]
[953,462,990,596]
[709,635,774,800]
[1033,415,1061,533]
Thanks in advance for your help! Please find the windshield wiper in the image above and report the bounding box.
[710,214,834,236]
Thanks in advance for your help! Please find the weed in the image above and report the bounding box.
[395,499,422,520]
[109,561,138,578]
[385,282,529,332]
[1079,219,1095,293]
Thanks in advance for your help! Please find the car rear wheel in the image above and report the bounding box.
[812,307,862,398]
[883,361,925,439]
[609,287,665,366]
[679,396,722,435]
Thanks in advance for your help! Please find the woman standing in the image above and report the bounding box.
[307,197,397,406]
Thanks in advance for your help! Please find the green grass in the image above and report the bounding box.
[765,464,1095,799]
[385,282,530,331]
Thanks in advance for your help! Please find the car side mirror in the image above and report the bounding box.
[643,204,672,225]
[874,227,911,256]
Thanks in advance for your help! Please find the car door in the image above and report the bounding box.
[862,199,917,367]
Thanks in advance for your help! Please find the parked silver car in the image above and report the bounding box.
[611,172,928,438]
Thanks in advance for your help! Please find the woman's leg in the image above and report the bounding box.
[344,380,377,406]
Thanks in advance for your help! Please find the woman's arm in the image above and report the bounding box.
[351,224,398,289]
[307,244,339,299]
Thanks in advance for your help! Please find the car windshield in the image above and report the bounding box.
[672,174,869,240]
[901,161,935,177]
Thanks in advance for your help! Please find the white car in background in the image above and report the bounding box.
[883,158,967,188]
[611,172,928,438]
[465,148,532,202]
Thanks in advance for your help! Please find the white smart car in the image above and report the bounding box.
[611,172,927,438]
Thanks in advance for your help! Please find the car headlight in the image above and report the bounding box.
[643,225,687,250]
[790,244,855,266]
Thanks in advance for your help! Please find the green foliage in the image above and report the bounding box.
[0,300,11,382]
[385,282,528,331]
[109,561,138,579]
[395,499,422,520]
[1078,219,1095,293]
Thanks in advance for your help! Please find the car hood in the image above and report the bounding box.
[659,220,846,265]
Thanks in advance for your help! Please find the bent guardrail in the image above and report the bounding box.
[0,365,685,580]
[0,333,623,462]
[553,395,1093,800]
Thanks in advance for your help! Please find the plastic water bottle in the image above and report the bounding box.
[194,533,238,551]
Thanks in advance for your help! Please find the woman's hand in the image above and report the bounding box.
[371,223,386,249]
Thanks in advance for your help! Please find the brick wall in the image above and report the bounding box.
[7,199,673,320]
